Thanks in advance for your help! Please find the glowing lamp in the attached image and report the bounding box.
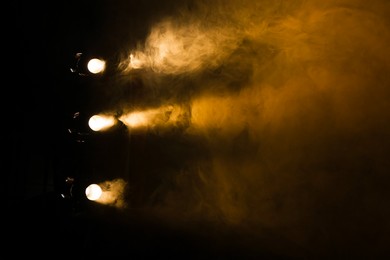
[87,58,106,74]
[88,114,116,131]
[85,184,103,201]
[70,52,107,75]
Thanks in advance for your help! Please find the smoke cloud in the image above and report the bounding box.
[94,0,390,257]
[97,178,128,208]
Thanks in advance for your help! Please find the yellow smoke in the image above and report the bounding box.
[118,1,251,74]
[118,104,190,132]
[109,0,390,256]
[95,178,128,209]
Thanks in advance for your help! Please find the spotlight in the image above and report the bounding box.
[88,114,117,132]
[85,184,103,201]
[70,52,107,76]
[67,111,91,143]
[87,58,106,74]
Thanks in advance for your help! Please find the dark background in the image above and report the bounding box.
[7,0,390,258]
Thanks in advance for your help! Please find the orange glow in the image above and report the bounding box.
[88,114,116,131]
[118,19,241,74]
[118,105,187,130]
[91,179,127,208]
[81,1,390,256]
[119,111,150,128]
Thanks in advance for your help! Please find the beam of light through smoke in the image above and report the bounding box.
[118,104,189,131]
[92,178,128,208]
[88,114,117,131]
[96,0,390,257]
[118,19,243,74]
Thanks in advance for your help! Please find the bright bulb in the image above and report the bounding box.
[87,58,106,74]
[85,184,103,201]
[88,114,116,131]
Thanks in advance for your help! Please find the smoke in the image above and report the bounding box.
[99,0,390,257]
[97,178,128,209]
[119,18,242,75]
